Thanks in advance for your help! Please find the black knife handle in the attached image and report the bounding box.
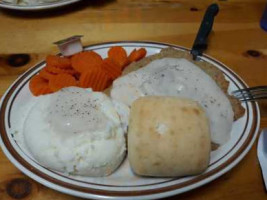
[191,3,219,60]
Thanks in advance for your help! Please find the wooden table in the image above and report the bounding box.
[0,0,267,199]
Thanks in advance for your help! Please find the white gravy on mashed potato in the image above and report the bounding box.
[111,58,234,145]
[24,87,126,176]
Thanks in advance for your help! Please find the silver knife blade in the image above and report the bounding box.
[257,128,267,190]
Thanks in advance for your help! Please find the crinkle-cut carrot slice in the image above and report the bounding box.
[94,70,112,91]
[101,58,122,80]
[39,67,56,80]
[73,73,81,81]
[46,55,72,69]
[46,55,71,69]
[128,49,137,62]
[45,65,78,75]
[49,73,77,92]
[79,69,112,91]
[71,51,103,73]
[128,48,147,62]
[78,71,94,88]
[29,75,52,96]
[108,46,129,69]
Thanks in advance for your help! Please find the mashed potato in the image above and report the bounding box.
[24,87,126,176]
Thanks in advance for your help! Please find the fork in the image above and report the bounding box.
[231,86,267,101]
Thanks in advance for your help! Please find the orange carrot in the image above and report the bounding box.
[29,75,52,96]
[46,55,72,69]
[71,51,103,73]
[79,69,112,91]
[73,73,81,81]
[45,65,78,75]
[128,49,137,62]
[49,74,77,92]
[108,46,129,69]
[128,48,147,62]
[39,67,56,80]
[30,47,137,96]
[101,58,122,80]
[79,70,94,88]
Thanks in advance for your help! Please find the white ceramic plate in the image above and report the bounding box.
[0,0,81,11]
[0,41,260,199]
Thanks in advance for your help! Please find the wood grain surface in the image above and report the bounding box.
[0,0,267,199]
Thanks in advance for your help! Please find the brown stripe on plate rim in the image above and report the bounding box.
[0,41,259,197]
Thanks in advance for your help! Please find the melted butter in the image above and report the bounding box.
[111,58,234,145]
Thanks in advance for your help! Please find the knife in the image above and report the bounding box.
[257,128,267,190]
[191,3,219,60]
[260,3,267,31]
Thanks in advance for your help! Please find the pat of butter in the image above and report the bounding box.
[54,35,83,57]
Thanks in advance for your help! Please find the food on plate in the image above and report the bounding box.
[48,73,77,92]
[29,74,52,96]
[128,48,147,62]
[46,55,72,69]
[111,48,245,146]
[111,99,130,133]
[111,57,233,145]
[78,68,112,90]
[71,51,103,73]
[25,44,245,178]
[122,47,245,121]
[128,96,211,177]
[29,47,147,96]
[39,68,56,80]
[24,87,126,176]
[101,58,122,80]
[108,46,129,69]
[45,65,77,75]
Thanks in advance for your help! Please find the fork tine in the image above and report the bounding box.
[239,93,267,101]
[232,85,267,101]
[232,86,267,95]
[234,90,267,98]
[240,95,267,101]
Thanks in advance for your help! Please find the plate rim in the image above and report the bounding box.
[0,41,261,199]
[0,0,81,11]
